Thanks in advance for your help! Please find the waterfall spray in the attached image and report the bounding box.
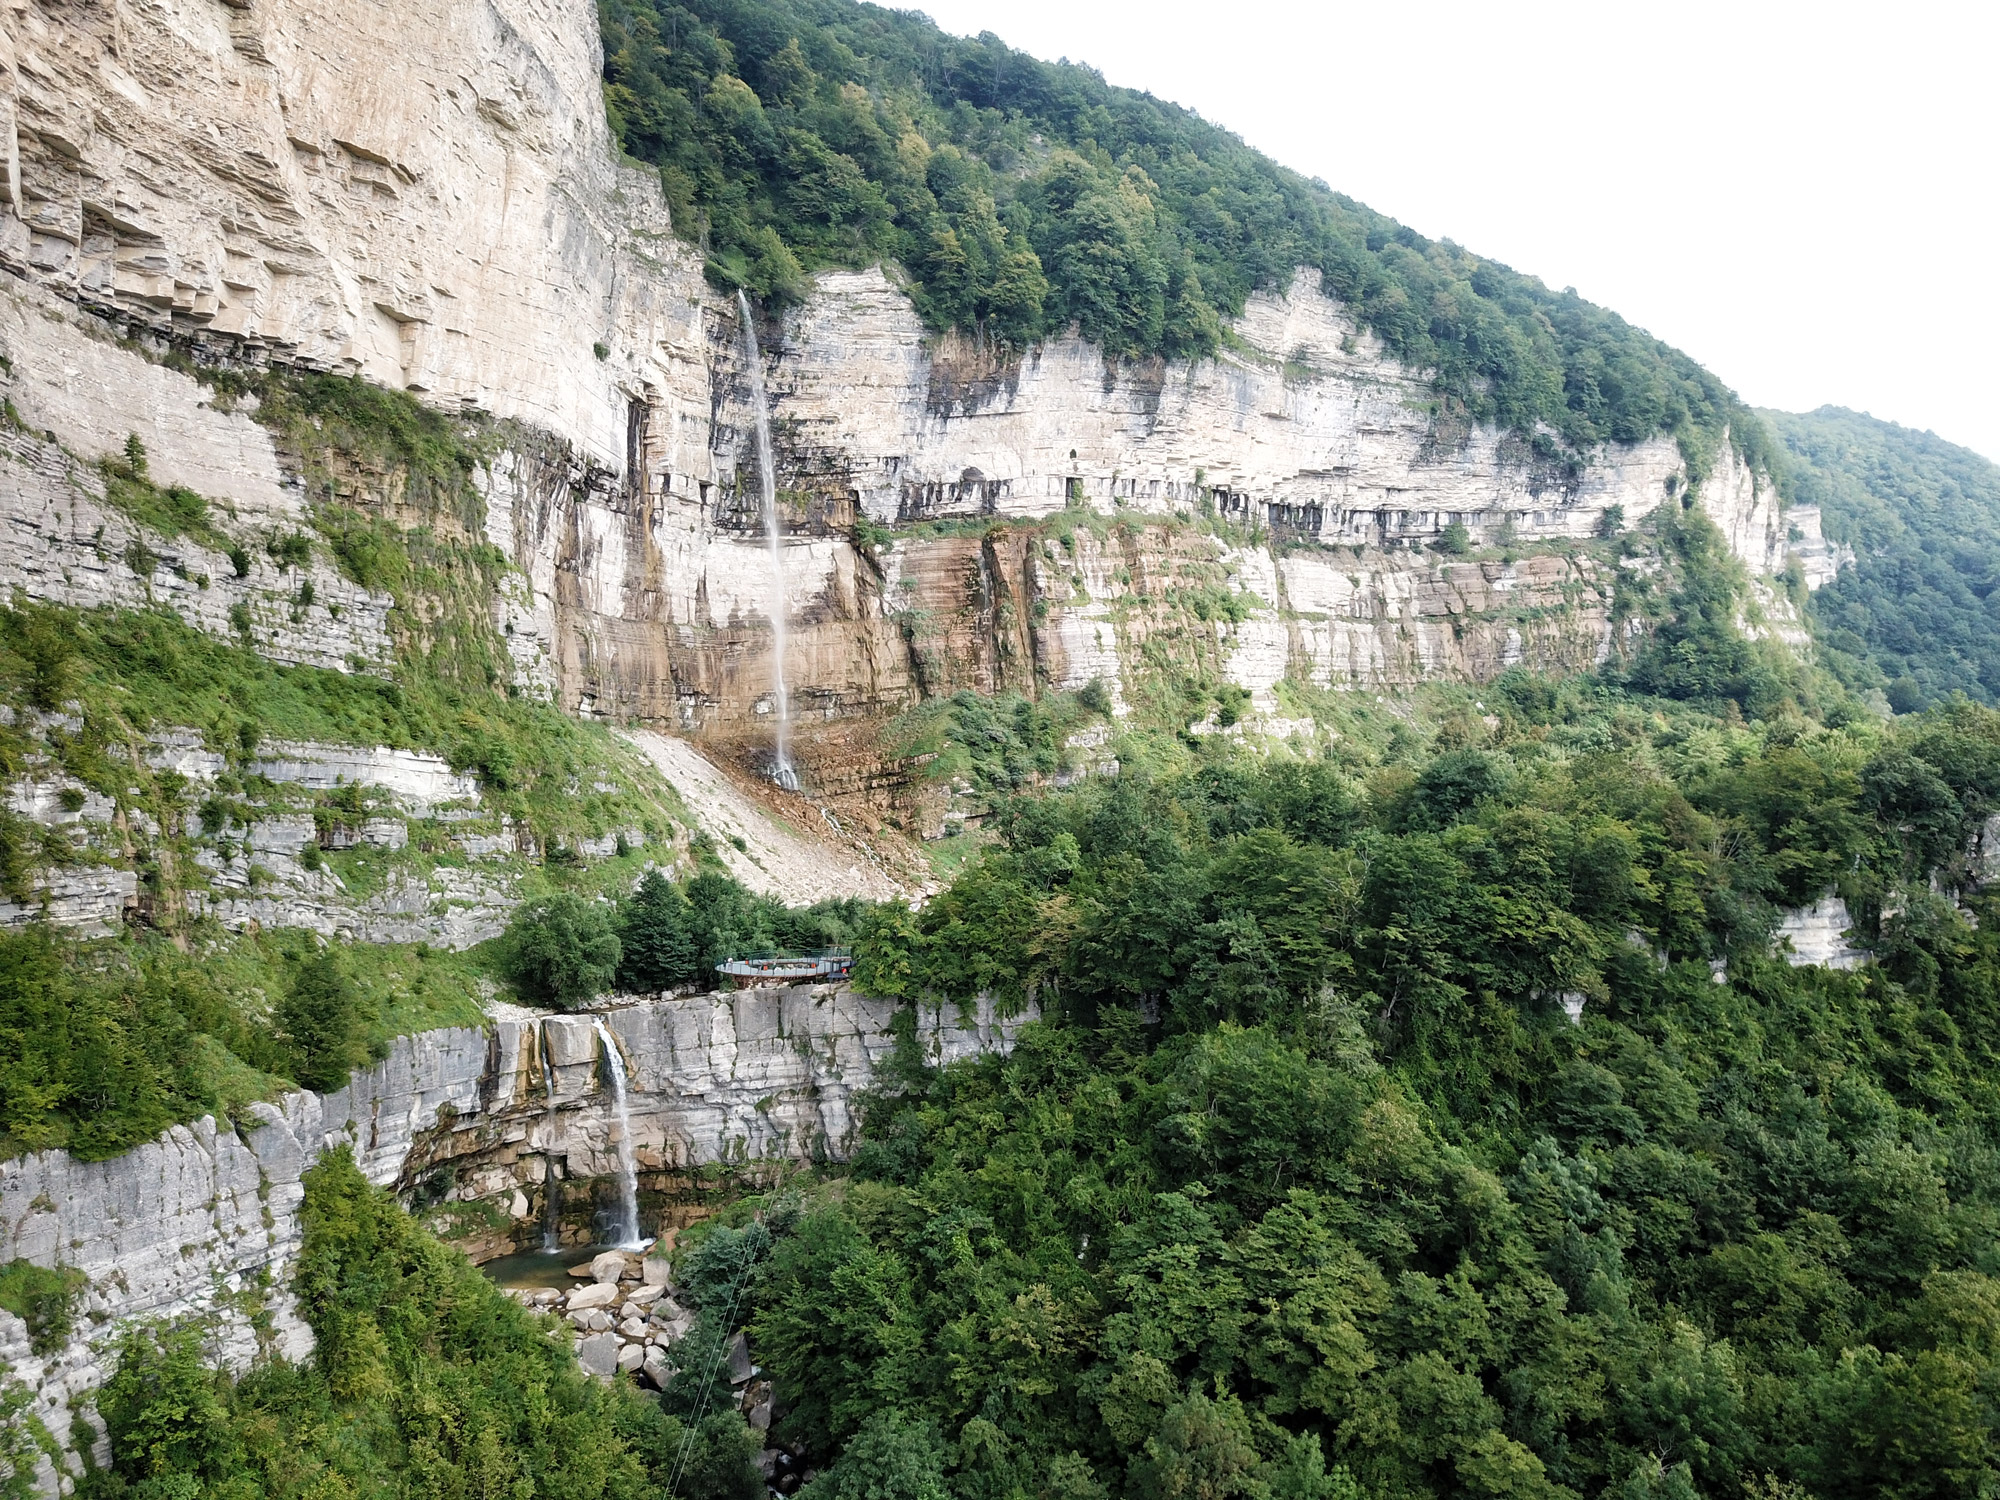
[539,1020,562,1253]
[737,289,798,791]
[592,1019,644,1249]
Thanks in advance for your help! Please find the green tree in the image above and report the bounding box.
[799,1409,949,1500]
[505,892,621,1009]
[1127,1393,1264,1500]
[618,870,700,993]
[96,1324,243,1492]
[277,948,366,1092]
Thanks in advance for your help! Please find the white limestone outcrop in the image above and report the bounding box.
[776,266,1757,549]
[2,716,666,941]
[0,416,393,675]
[1776,895,1869,970]
[0,0,1842,754]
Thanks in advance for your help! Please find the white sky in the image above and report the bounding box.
[909,0,2000,461]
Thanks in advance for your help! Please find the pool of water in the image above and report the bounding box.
[477,1243,619,1292]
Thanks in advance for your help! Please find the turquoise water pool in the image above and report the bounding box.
[476,1243,618,1292]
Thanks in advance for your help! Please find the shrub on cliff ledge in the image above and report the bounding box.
[505,891,622,1009]
[276,948,369,1093]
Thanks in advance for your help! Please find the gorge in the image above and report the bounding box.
[8,0,1998,1497]
[1,984,1025,1475]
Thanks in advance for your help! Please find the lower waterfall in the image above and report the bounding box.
[593,1019,645,1248]
[539,1020,562,1252]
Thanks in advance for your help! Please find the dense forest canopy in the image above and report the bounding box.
[597,0,1773,467]
[1769,407,2000,713]
[740,687,2000,1500]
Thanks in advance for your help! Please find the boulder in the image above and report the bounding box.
[618,1316,649,1339]
[589,1251,631,1284]
[566,1310,593,1331]
[566,1281,620,1312]
[641,1256,673,1288]
[508,1191,530,1220]
[568,1262,596,1278]
[628,1283,666,1308]
[576,1332,619,1378]
[587,1309,614,1333]
[618,1301,644,1322]
[617,1342,645,1374]
[642,1345,670,1390]
[725,1331,754,1386]
[532,1287,562,1306]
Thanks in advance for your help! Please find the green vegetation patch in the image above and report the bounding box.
[94,435,234,555]
[753,686,2000,1497]
[0,599,669,851]
[0,1259,87,1356]
[82,1148,764,1500]
[503,865,881,1007]
[0,926,488,1162]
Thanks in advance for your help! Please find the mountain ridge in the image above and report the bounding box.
[599,0,1778,481]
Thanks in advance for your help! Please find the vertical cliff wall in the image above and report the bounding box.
[0,0,1838,777]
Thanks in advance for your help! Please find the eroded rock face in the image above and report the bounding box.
[0,414,393,675]
[0,986,1023,1487]
[0,0,1840,767]
[0,0,701,468]
[777,267,1684,540]
[0,711,589,943]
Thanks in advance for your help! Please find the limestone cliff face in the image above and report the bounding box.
[0,986,1022,1488]
[0,0,703,466]
[0,0,1839,782]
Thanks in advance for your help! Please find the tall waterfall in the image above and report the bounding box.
[592,1019,645,1249]
[539,1021,563,1253]
[737,289,798,791]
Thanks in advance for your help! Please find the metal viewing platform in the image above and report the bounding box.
[715,953,855,986]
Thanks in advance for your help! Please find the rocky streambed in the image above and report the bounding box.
[501,1245,809,1491]
[505,1247,702,1393]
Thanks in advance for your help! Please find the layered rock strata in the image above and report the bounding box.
[0,711,660,942]
[0,985,1022,1489]
[0,0,1842,769]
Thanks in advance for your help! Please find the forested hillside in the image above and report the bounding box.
[597,0,1772,467]
[1768,407,2000,712]
[744,683,2000,1499]
[20,0,2000,1495]
[76,510,2000,1496]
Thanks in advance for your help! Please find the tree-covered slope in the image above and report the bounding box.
[87,680,2000,1500]
[1767,407,2000,712]
[748,691,2000,1500]
[599,0,1772,468]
